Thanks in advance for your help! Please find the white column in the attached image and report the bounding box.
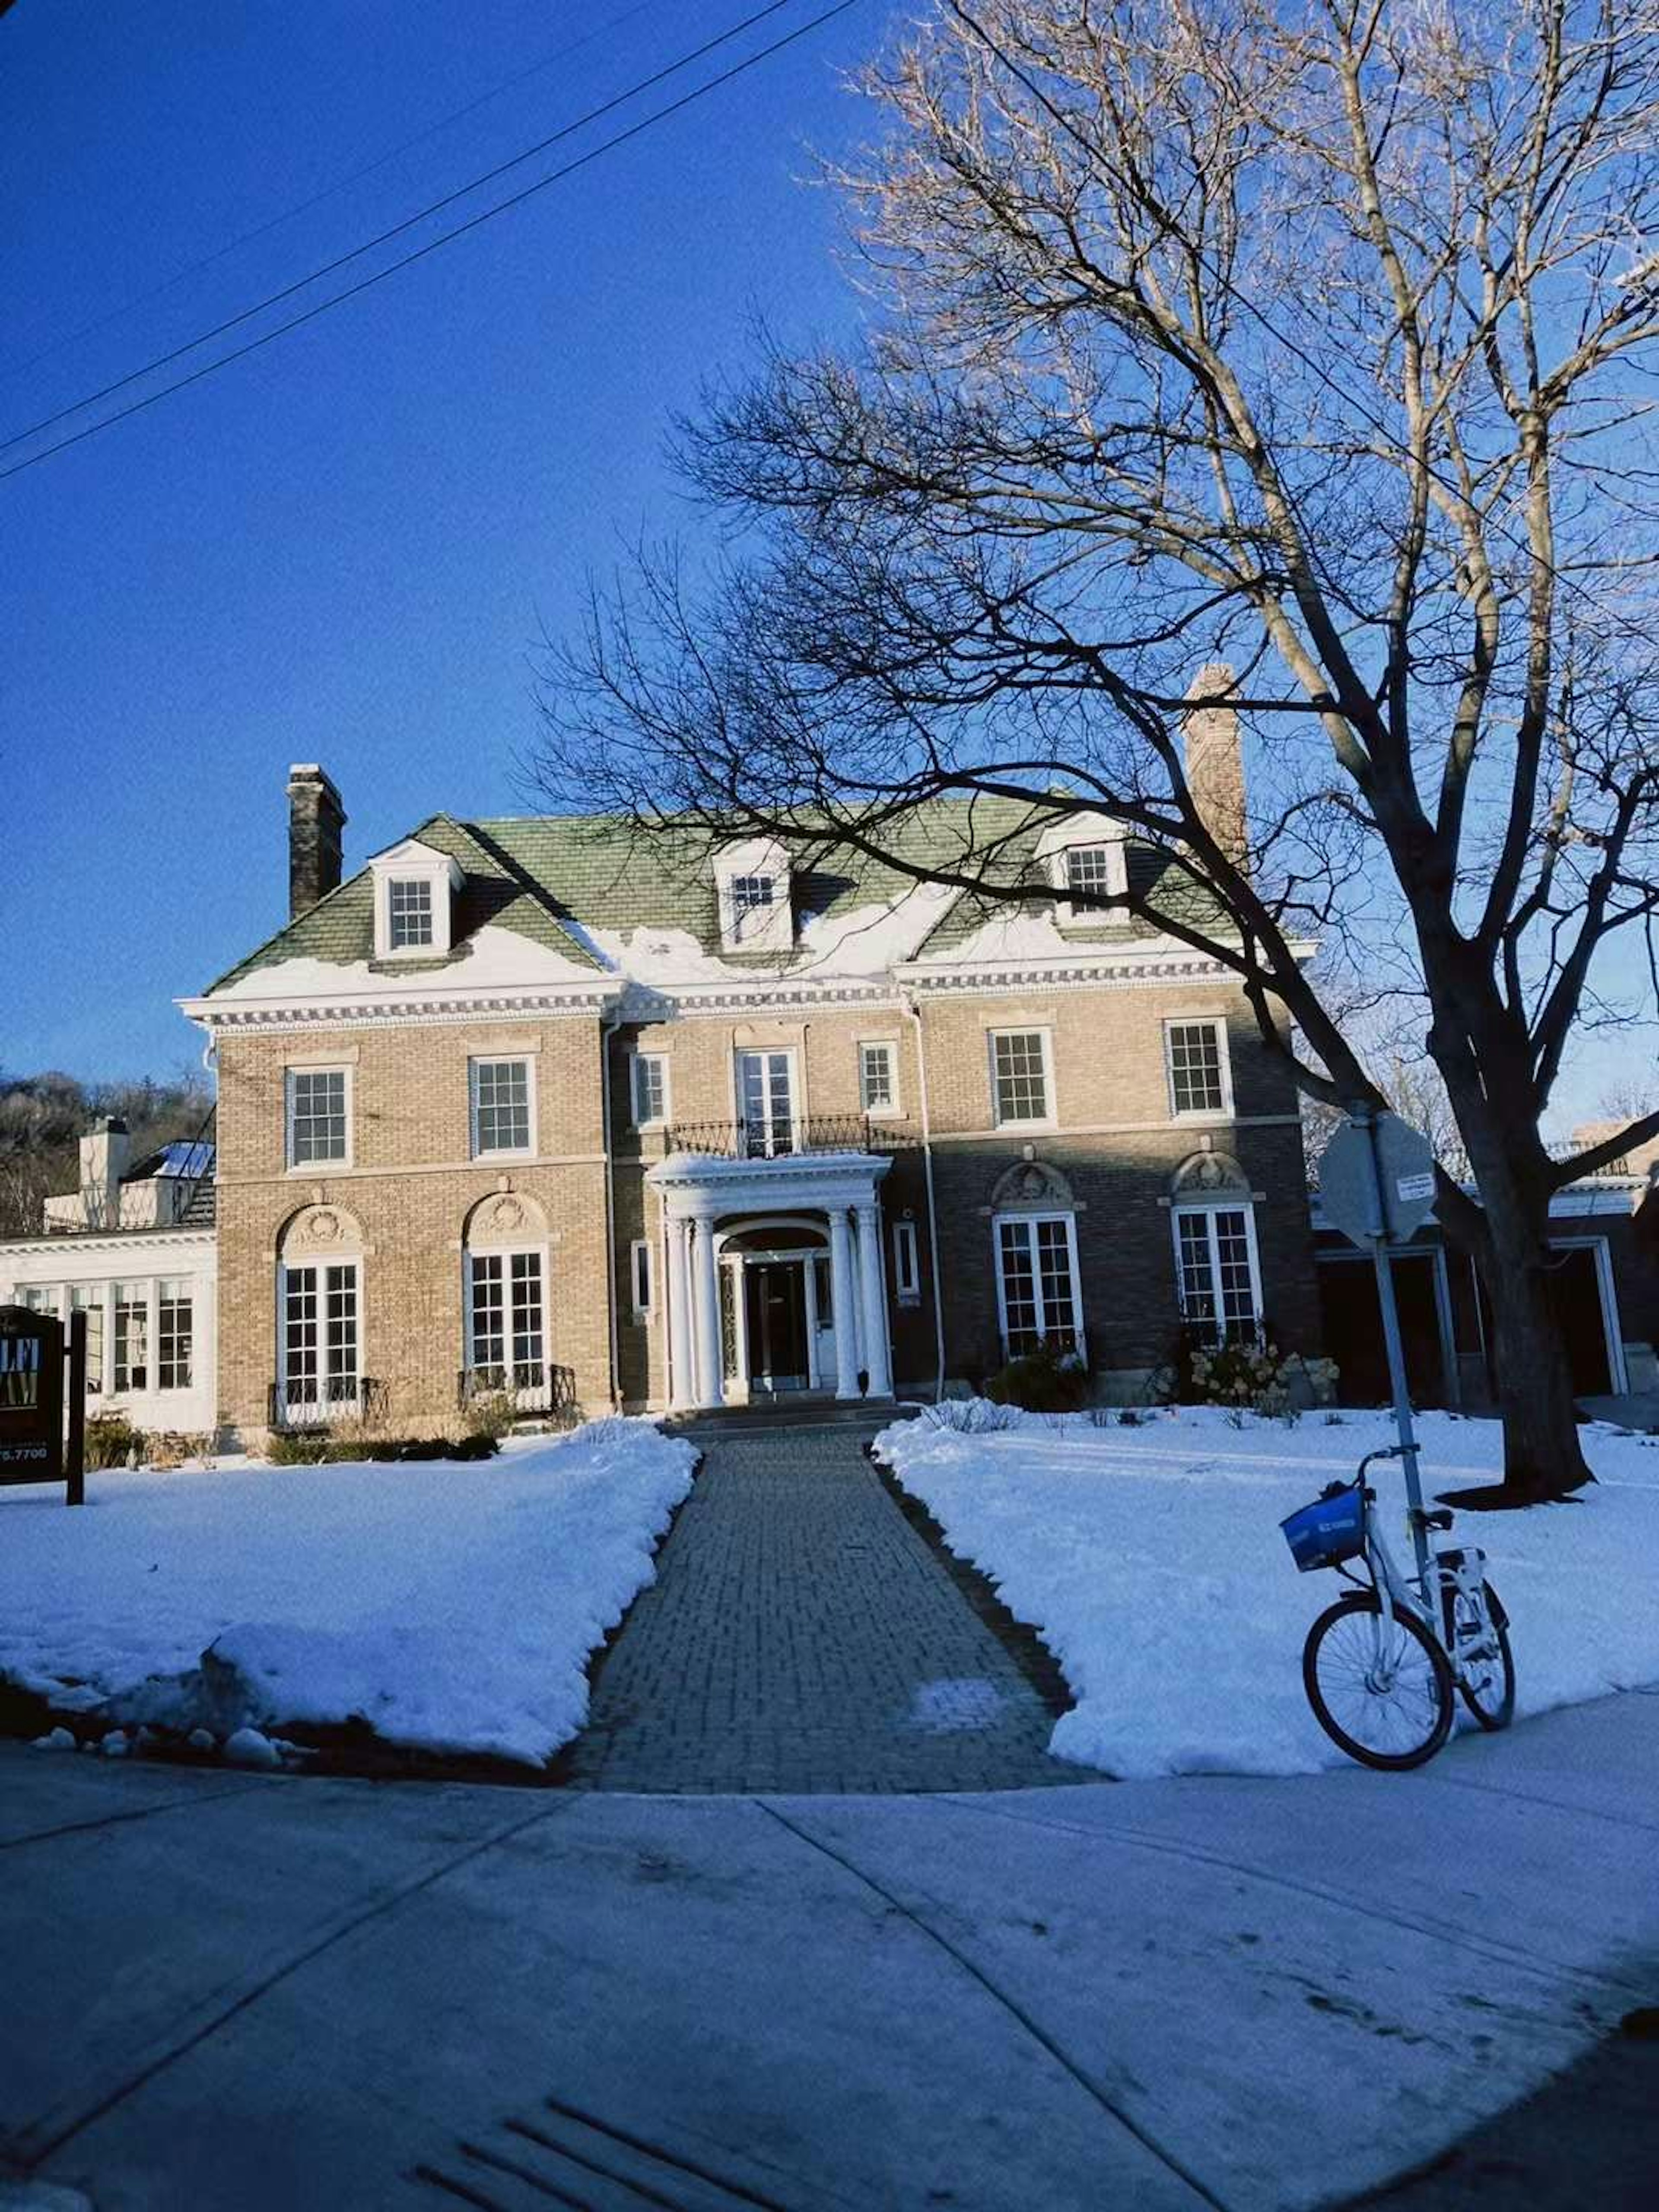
[692,1217,725,1410]
[801,1252,820,1389]
[667,1216,695,1411]
[729,1256,750,1401]
[855,1204,893,1399]
[829,1208,861,1401]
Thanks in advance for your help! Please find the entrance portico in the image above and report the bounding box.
[649,1148,894,1411]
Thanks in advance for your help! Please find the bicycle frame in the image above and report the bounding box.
[1340,1448,1497,1690]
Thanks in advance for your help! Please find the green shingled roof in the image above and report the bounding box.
[205,799,1229,994]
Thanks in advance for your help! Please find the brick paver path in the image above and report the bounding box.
[562,1424,1103,1793]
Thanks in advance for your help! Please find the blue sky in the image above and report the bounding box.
[0,0,1642,1131]
[2,1,881,1079]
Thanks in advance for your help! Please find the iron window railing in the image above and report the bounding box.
[456,1362,578,1425]
[661,1115,912,1160]
[268,1375,387,1431]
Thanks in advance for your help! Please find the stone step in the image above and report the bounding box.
[664,1396,919,1438]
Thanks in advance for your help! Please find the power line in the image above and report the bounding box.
[0,0,830,464]
[0,0,661,388]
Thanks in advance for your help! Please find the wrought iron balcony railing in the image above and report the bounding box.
[457,1362,578,1425]
[661,1115,912,1160]
[268,1374,387,1431]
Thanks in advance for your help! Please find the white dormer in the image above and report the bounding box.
[1036,811,1128,928]
[714,836,794,955]
[369,838,464,961]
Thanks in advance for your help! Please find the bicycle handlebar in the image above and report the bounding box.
[1356,1446,1405,1481]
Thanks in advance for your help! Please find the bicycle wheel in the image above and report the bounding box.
[1303,1593,1455,1770]
[1449,1578,1515,1731]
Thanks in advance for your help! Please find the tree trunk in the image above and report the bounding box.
[1462,1226,1596,1506]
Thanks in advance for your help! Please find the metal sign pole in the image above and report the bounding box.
[66,1309,86,1507]
[1355,1106,1432,1596]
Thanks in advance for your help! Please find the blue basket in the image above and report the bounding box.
[1281,1484,1366,1573]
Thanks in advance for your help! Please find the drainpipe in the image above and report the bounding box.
[601,1005,623,1411]
[903,996,947,1403]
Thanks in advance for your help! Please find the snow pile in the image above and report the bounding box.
[0,1421,696,1766]
[875,1403,1659,1778]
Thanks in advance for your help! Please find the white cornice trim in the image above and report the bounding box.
[179,985,617,1033]
[897,937,1318,995]
[0,1226,216,1261]
[618,978,904,1021]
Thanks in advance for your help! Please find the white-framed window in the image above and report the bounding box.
[286,1066,350,1167]
[731,874,774,915]
[466,1249,545,1388]
[994,1213,1084,1359]
[470,1057,534,1157]
[70,1284,104,1391]
[737,1049,797,1157]
[113,1281,149,1392]
[630,1239,654,1317]
[892,1218,921,1305]
[16,1285,57,1315]
[279,1259,361,1419]
[715,838,793,952]
[989,1029,1054,1127]
[1064,843,1118,904]
[1173,1202,1261,1343]
[859,1040,899,1116]
[157,1279,193,1391]
[631,1052,670,1129]
[1165,1018,1232,1118]
[387,877,434,950]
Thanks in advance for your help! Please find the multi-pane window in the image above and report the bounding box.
[892,1218,921,1304]
[995,1215,1082,1357]
[630,1239,653,1316]
[387,877,434,950]
[631,1053,668,1128]
[1166,1020,1229,1116]
[471,1058,533,1156]
[157,1279,193,1391]
[16,1286,57,1314]
[990,1030,1052,1126]
[113,1282,148,1392]
[70,1285,103,1390]
[281,1262,359,1417]
[1064,843,1117,903]
[738,1050,795,1157]
[731,875,774,913]
[1175,1206,1260,1343]
[859,1041,897,1115]
[468,1251,545,1387]
[286,1068,349,1166]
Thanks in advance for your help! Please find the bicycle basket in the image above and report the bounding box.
[1280,1484,1366,1573]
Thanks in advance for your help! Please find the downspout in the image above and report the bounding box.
[600,1005,623,1411]
[903,996,947,1403]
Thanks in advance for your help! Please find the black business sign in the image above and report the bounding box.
[0,1306,85,1504]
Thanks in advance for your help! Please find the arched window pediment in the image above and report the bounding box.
[279,1201,365,1258]
[990,1158,1077,1213]
[463,1190,549,1248]
[1170,1150,1249,1199]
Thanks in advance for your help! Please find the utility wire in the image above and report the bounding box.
[0,0,827,462]
[0,0,661,388]
[944,0,1659,663]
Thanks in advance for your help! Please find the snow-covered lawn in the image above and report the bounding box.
[877,1403,1659,1778]
[0,1420,696,1765]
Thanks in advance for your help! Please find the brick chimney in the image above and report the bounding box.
[1182,663,1247,869]
[81,1116,130,1230]
[286,764,346,920]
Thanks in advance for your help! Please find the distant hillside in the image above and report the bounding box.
[0,1071,214,1240]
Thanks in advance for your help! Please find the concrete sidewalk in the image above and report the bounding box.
[2,1694,1656,2212]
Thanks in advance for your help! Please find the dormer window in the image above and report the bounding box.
[715,837,793,953]
[388,878,434,950]
[1036,810,1128,928]
[1064,844,1116,903]
[369,837,464,961]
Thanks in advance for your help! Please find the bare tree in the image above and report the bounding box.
[533,0,1659,1501]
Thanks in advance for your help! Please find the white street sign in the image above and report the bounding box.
[1320,1112,1439,1247]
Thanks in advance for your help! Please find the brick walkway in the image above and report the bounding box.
[561,1424,1103,1793]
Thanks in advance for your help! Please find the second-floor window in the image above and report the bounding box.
[471,1058,533,1157]
[859,1041,898,1116]
[286,1068,349,1166]
[387,877,434,950]
[737,1049,795,1156]
[631,1053,669,1128]
[990,1029,1052,1127]
[1166,1019,1230,1117]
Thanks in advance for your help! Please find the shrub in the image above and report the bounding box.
[84,1414,141,1471]
[266,1430,330,1465]
[984,1340,1090,1414]
[267,1431,500,1466]
[461,1388,518,1444]
[143,1430,214,1471]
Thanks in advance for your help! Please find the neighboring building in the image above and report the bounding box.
[182,743,1322,1445]
[0,1119,218,1438]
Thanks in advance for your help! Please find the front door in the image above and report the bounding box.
[746,1261,808,1390]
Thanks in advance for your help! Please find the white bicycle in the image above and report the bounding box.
[1281,1446,1515,1770]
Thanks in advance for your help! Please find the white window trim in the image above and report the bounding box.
[629,1238,654,1318]
[988,1026,1057,1130]
[1170,1198,1263,1341]
[462,1243,551,1382]
[992,1209,1086,1361]
[369,845,463,963]
[858,1039,902,1119]
[733,1046,801,1153]
[1163,1016,1234,1122]
[156,1278,195,1394]
[629,1051,671,1131]
[285,1063,354,1172]
[469,1054,537,1160]
[276,1255,364,1417]
[1052,835,1129,927]
[891,1218,922,1305]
